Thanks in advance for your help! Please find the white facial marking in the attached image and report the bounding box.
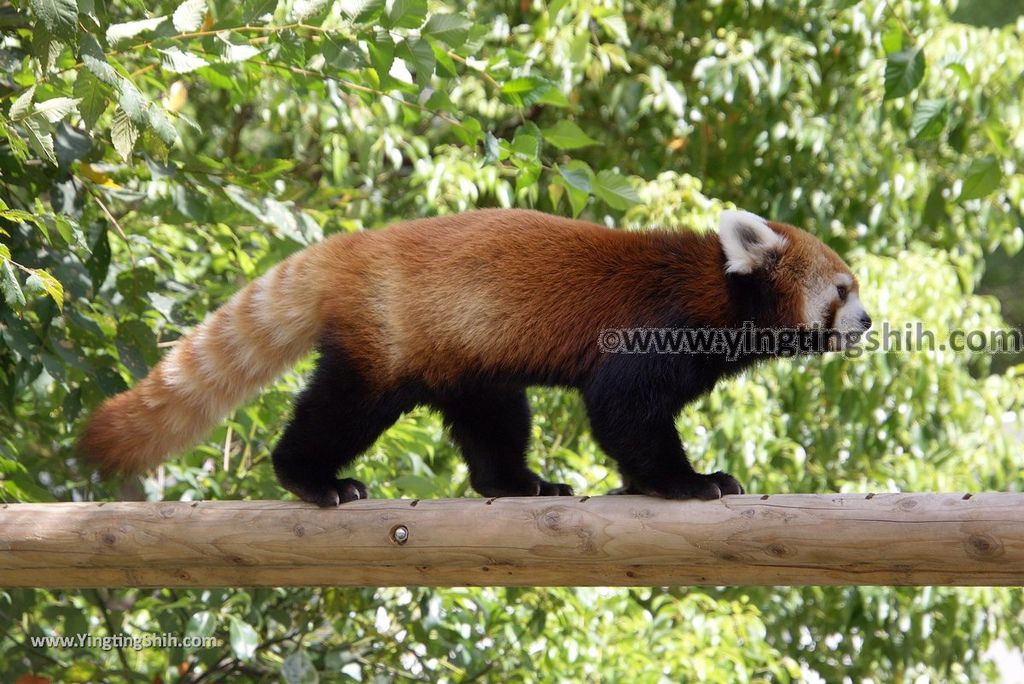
[719,210,788,274]
[803,278,836,328]
[834,292,869,333]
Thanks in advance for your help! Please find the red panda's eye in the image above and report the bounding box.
[837,285,848,301]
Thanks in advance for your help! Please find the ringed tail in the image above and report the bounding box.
[78,244,326,476]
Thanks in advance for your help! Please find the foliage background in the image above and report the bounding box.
[2,0,1023,680]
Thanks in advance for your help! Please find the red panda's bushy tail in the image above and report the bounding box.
[78,245,326,476]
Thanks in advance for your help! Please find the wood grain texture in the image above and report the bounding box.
[1,493,1022,587]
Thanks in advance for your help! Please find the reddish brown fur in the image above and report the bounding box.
[767,221,859,327]
[312,210,743,391]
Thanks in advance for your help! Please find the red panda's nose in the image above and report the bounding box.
[859,313,872,329]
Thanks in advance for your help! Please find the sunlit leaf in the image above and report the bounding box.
[106,17,167,43]
[909,99,947,140]
[421,13,472,48]
[884,48,925,100]
[159,46,209,74]
[111,107,139,161]
[1,259,25,308]
[172,0,207,32]
[959,156,1002,201]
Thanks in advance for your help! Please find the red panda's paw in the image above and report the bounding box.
[335,478,370,504]
[287,477,369,507]
[705,471,745,497]
[636,471,745,500]
[537,480,575,496]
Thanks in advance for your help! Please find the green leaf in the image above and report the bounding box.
[282,649,319,684]
[54,122,92,169]
[221,42,262,63]
[229,617,259,661]
[173,0,207,32]
[80,34,122,87]
[147,106,179,146]
[1,260,25,308]
[542,120,600,150]
[186,611,216,639]
[31,25,61,71]
[884,48,926,100]
[391,474,441,498]
[880,19,903,54]
[385,0,426,29]
[111,107,139,161]
[536,87,570,108]
[556,161,592,193]
[24,117,57,165]
[116,319,157,378]
[592,169,640,210]
[398,38,434,86]
[87,227,111,287]
[9,86,36,121]
[483,131,500,163]
[117,79,149,125]
[33,97,79,123]
[500,76,557,107]
[0,245,9,260]
[421,13,472,48]
[909,98,947,140]
[432,42,457,77]
[75,71,109,129]
[596,14,630,44]
[510,132,539,159]
[368,36,395,85]
[159,47,210,74]
[959,156,1002,201]
[555,161,593,217]
[293,0,329,21]
[29,0,78,42]
[241,0,278,23]
[27,269,63,310]
[983,118,1011,156]
[501,76,546,95]
[452,116,482,146]
[106,17,168,43]
[944,61,970,86]
[342,0,384,22]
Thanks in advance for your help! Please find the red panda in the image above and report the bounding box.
[79,208,870,506]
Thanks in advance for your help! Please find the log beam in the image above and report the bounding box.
[1,493,1022,587]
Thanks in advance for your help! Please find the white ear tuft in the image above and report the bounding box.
[718,210,788,274]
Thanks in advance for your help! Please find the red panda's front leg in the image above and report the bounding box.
[437,387,574,498]
[582,384,744,500]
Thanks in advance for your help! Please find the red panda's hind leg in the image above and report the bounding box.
[438,387,574,498]
[271,346,407,507]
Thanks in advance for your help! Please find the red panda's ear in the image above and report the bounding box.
[718,210,789,274]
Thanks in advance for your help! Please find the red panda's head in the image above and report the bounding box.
[718,210,871,350]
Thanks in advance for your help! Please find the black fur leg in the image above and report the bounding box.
[438,387,572,498]
[583,378,745,501]
[272,346,407,507]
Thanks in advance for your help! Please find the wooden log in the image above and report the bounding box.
[1,493,1022,587]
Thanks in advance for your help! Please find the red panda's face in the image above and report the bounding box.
[719,210,871,350]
